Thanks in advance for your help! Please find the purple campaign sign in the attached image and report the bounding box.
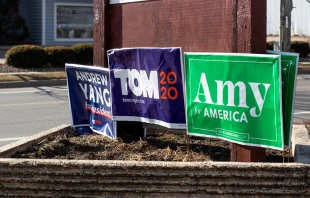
[108,48,186,129]
[66,64,115,138]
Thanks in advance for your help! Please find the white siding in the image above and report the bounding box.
[29,0,42,44]
[267,0,310,36]
[19,0,29,26]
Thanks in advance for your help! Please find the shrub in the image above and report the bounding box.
[45,46,76,67]
[291,41,309,57]
[266,41,310,57]
[70,43,93,65]
[266,41,274,50]
[5,45,47,68]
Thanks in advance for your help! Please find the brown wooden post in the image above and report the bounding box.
[230,0,267,162]
[93,0,110,67]
[93,0,144,141]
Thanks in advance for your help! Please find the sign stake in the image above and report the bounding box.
[208,138,211,155]
[186,135,190,153]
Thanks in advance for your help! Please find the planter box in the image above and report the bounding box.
[0,125,309,197]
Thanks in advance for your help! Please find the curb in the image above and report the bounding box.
[0,79,67,89]
[0,124,70,158]
[292,125,310,164]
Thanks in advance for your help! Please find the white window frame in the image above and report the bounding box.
[54,3,93,42]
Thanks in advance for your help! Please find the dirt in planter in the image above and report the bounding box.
[12,127,294,162]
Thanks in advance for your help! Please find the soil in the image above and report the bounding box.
[12,127,294,163]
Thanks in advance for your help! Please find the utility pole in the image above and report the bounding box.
[280,0,293,52]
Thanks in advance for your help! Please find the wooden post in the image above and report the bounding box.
[93,0,110,67]
[93,0,144,141]
[230,0,267,162]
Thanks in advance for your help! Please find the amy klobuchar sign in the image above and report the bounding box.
[184,53,284,150]
[66,64,115,139]
[107,48,186,129]
[267,50,299,147]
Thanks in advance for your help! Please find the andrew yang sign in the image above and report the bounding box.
[66,64,115,138]
[108,48,186,129]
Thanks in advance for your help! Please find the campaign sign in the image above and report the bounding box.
[184,53,284,150]
[267,50,299,147]
[66,64,115,139]
[108,48,186,129]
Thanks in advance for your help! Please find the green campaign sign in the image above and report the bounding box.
[267,51,299,147]
[184,53,284,150]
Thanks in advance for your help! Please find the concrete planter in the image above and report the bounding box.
[0,125,309,197]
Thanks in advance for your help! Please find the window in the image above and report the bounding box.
[55,3,93,41]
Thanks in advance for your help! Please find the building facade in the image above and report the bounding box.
[0,0,93,46]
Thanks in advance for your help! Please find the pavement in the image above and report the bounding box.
[292,125,310,164]
[0,86,70,147]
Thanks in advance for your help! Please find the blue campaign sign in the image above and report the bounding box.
[66,64,115,138]
[108,48,186,129]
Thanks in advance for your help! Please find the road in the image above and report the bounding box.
[294,75,310,123]
[0,75,309,147]
[0,86,70,147]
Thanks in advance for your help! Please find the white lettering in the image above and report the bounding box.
[94,86,104,104]
[95,74,101,85]
[233,112,239,122]
[114,69,159,99]
[85,72,92,82]
[249,83,271,117]
[204,108,210,117]
[215,81,248,108]
[90,73,97,84]
[223,110,228,120]
[89,84,95,102]
[240,112,248,123]
[210,108,218,118]
[218,110,223,119]
[129,69,143,96]
[194,73,214,104]
[141,70,159,99]
[76,71,82,81]
[103,88,111,107]
[114,69,130,95]
[79,83,88,100]
[100,74,108,86]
